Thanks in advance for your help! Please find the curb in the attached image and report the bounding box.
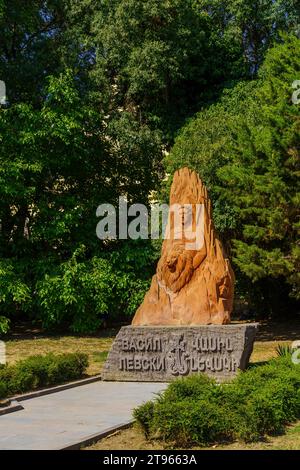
[60,420,134,450]
[0,400,24,416]
[0,376,102,416]
[15,374,102,402]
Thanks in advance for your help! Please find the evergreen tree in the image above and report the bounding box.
[167,34,300,314]
[221,34,300,305]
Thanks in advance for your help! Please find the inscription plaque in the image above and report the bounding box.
[102,324,258,382]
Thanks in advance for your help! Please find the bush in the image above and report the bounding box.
[0,353,88,399]
[134,401,155,438]
[134,356,300,447]
[0,381,8,400]
[0,316,10,335]
[36,242,156,333]
[0,260,31,327]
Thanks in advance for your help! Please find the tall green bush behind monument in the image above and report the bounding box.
[0,1,299,332]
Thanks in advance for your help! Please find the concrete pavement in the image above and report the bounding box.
[0,381,166,450]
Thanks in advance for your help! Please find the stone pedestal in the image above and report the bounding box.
[102,323,258,382]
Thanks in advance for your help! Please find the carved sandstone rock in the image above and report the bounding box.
[132,167,234,326]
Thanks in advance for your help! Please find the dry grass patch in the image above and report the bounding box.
[250,340,290,363]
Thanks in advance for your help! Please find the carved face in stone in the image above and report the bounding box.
[157,243,195,293]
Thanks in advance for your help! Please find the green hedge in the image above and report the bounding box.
[0,353,88,399]
[134,356,300,447]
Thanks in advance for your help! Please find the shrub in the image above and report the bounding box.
[134,401,155,438]
[0,382,8,400]
[0,260,31,323]
[276,343,293,357]
[0,352,88,399]
[152,399,234,447]
[162,373,218,402]
[0,316,10,335]
[36,242,156,333]
[134,357,300,447]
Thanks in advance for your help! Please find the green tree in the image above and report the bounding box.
[1,1,299,329]
[166,34,300,314]
[221,34,300,306]
[227,0,300,72]
[87,0,245,139]
[164,80,258,242]
[0,70,161,330]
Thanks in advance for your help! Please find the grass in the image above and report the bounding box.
[250,340,291,363]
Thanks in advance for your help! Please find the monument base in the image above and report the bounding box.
[102,324,258,382]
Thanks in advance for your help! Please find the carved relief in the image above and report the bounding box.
[132,168,235,326]
[166,334,189,375]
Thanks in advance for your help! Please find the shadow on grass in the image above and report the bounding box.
[4,321,123,341]
[255,319,300,342]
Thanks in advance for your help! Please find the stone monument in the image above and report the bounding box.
[102,168,258,381]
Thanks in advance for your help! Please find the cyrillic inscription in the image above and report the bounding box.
[118,332,238,375]
[102,324,258,381]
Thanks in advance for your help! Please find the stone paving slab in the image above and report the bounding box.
[0,381,166,450]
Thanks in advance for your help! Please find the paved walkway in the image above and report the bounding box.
[0,381,166,450]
